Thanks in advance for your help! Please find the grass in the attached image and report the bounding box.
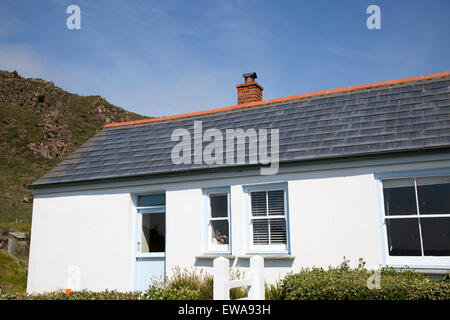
[0,104,52,224]
[0,252,28,294]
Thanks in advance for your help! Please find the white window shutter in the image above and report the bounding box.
[251,190,287,245]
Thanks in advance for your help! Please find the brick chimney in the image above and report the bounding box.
[236,72,263,104]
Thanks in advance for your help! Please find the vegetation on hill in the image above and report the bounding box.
[0,70,147,293]
[0,70,147,225]
[0,251,28,293]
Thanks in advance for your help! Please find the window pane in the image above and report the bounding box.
[141,213,165,252]
[270,218,287,244]
[268,190,285,216]
[421,217,450,256]
[210,194,228,218]
[417,176,450,215]
[253,219,269,245]
[210,220,229,245]
[138,194,165,207]
[386,218,421,256]
[383,179,417,216]
[251,191,267,216]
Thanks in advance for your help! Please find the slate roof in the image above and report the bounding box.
[31,73,450,188]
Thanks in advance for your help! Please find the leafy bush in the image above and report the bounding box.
[265,280,284,300]
[1,261,448,300]
[143,267,247,300]
[277,259,450,300]
[0,289,143,300]
[0,267,247,300]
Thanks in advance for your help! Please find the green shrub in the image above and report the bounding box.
[265,280,284,300]
[143,267,247,300]
[278,260,450,300]
[0,289,143,300]
[1,261,448,300]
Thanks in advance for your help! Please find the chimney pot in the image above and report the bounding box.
[236,72,263,104]
[243,72,257,83]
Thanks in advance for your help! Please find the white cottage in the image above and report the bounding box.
[27,72,450,293]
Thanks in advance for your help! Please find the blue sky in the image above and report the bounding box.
[0,0,449,117]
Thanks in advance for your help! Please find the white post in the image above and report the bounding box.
[213,257,230,300]
[213,256,265,300]
[248,256,265,300]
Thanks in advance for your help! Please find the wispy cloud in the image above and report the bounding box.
[0,0,449,117]
[0,43,45,75]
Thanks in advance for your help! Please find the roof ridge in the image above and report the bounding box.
[104,71,450,128]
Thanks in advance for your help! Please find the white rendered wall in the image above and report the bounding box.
[287,174,380,269]
[27,192,135,293]
[165,188,203,271]
[162,173,380,284]
[27,153,450,292]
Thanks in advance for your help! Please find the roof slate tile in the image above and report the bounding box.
[31,76,450,187]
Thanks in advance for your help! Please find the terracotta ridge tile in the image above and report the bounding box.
[104,71,450,128]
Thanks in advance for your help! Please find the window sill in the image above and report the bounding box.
[385,256,450,270]
[136,252,165,258]
[410,268,450,274]
[238,254,295,260]
[386,264,450,272]
[195,254,235,260]
[386,266,450,278]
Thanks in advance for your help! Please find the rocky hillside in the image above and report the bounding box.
[0,70,148,225]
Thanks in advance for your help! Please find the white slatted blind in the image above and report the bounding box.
[251,191,267,216]
[268,190,285,216]
[250,190,287,245]
[253,219,269,245]
[269,218,287,244]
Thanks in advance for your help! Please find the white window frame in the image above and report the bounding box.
[375,170,450,269]
[203,187,231,254]
[134,193,166,259]
[244,183,290,254]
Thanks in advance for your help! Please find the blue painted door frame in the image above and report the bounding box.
[134,206,166,292]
